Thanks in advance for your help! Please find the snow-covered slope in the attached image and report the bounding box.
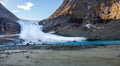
[17,19,87,45]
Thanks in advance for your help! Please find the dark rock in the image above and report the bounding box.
[0,3,20,36]
[25,55,30,59]
[18,60,22,62]
[0,3,18,21]
[118,54,120,57]
[41,0,120,40]
[0,18,20,35]
[35,61,39,63]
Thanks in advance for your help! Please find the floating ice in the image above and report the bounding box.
[17,19,87,45]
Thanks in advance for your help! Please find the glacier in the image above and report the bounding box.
[17,19,87,45]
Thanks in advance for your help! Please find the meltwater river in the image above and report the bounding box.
[0,40,120,48]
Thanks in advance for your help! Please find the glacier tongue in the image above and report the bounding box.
[17,19,87,45]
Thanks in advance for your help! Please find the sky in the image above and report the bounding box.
[0,0,63,20]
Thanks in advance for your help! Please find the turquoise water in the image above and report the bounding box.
[0,40,120,47]
[53,40,120,45]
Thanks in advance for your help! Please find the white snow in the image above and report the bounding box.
[85,23,96,29]
[47,31,56,34]
[85,24,91,29]
[0,34,19,38]
[87,5,91,10]
[17,19,87,45]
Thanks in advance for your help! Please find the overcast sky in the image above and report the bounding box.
[0,0,63,20]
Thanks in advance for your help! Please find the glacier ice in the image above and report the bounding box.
[17,19,87,45]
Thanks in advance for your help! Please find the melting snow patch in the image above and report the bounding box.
[85,23,96,29]
[88,5,91,10]
[47,31,56,34]
[0,34,19,38]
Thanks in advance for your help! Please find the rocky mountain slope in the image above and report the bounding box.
[41,0,120,40]
[0,3,20,35]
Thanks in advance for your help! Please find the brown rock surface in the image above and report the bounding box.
[0,3,20,35]
[0,18,20,35]
[41,0,120,40]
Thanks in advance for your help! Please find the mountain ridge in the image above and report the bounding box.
[41,0,120,40]
[0,3,20,35]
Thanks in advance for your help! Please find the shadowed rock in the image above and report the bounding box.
[0,3,20,35]
[40,0,120,40]
[0,3,18,21]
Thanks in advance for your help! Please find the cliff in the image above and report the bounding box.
[41,0,120,40]
[0,3,20,35]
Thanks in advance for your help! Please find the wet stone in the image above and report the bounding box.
[118,54,120,57]
[25,55,30,59]
[36,61,39,63]
[18,60,22,62]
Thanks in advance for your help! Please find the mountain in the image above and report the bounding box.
[41,0,120,40]
[0,3,20,35]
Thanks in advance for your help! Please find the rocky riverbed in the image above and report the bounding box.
[0,45,120,66]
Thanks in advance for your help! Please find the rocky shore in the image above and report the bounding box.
[0,44,106,50]
[0,45,120,66]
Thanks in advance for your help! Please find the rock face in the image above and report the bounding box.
[0,3,20,35]
[41,0,120,40]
